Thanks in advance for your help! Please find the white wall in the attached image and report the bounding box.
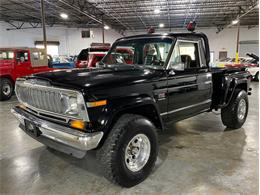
[203,27,258,61]
[0,22,122,56]
[0,21,258,61]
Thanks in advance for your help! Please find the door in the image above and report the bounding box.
[0,50,15,76]
[164,39,212,122]
[15,50,31,78]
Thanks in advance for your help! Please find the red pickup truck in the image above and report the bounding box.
[76,47,134,68]
[75,46,110,68]
[0,47,52,100]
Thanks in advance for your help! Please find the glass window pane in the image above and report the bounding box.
[0,51,7,60]
[8,52,14,59]
[32,52,39,60]
[103,38,173,68]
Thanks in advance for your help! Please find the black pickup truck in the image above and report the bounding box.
[12,32,251,187]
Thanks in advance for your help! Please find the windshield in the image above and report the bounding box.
[102,37,173,68]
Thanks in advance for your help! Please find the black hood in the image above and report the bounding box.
[29,65,164,90]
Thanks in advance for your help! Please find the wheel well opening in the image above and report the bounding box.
[236,83,247,92]
[113,104,163,130]
[1,75,14,84]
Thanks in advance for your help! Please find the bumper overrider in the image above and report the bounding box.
[11,106,103,158]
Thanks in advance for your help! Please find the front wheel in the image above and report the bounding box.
[97,114,158,187]
[0,78,14,101]
[221,90,248,129]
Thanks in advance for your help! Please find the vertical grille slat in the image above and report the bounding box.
[15,83,63,113]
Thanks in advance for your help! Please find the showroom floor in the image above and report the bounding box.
[0,82,258,195]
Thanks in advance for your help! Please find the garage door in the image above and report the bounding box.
[239,40,259,57]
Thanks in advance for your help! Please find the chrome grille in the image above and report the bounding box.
[14,79,89,122]
[16,83,65,114]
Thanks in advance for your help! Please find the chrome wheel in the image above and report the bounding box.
[125,134,151,172]
[237,99,246,120]
[2,83,11,96]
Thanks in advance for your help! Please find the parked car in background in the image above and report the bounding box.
[114,48,134,64]
[75,43,111,68]
[245,53,259,81]
[87,51,108,68]
[51,55,75,69]
[0,47,53,100]
[223,53,259,81]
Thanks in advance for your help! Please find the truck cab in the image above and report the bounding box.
[0,47,52,100]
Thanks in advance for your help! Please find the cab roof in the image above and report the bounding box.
[116,32,208,42]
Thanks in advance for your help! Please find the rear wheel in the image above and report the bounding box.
[0,78,14,101]
[221,90,248,129]
[97,114,158,187]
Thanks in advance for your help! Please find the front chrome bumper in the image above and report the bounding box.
[11,106,103,158]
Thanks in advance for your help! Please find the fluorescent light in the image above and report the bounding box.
[159,23,164,28]
[60,13,68,19]
[232,19,239,25]
[104,25,110,30]
[154,9,160,14]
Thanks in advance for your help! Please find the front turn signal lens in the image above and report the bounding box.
[87,100,107,108]
[70,120,85,131]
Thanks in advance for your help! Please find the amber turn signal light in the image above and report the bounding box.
[70,120,85,131]
[87,100,107,108]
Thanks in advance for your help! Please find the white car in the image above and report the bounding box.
[246,53,259,81]
[247,66,259,81]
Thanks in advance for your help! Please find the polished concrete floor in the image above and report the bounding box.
[0,83,258,195]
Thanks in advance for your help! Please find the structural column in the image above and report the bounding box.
[40,0,47,55]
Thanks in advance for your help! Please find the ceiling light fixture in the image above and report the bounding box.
[232,19,239,25]
[60,13,68,19]
[104,25,110,30]
[159,23,164,28]
[154,9,160,14]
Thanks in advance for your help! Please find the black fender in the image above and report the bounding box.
[95,95,163,137]
[223,76,249,107]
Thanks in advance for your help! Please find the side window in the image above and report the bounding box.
[179,42,200,69]
[39,52,45,60]
[17,51,29,63]
[168,42,183,70]
[8,52,14,59]
[169,41,202,70]
[0,51,7,60]
[32,52,39,60]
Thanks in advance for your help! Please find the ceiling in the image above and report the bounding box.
[0,0,259,32]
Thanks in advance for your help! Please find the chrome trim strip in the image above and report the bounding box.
[204,81,212,85]
[168,83,197,91]
[11,107,103,151]
[160,99,211,116]
[24,106,69,123]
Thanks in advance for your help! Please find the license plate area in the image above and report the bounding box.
[24,120,41,137]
